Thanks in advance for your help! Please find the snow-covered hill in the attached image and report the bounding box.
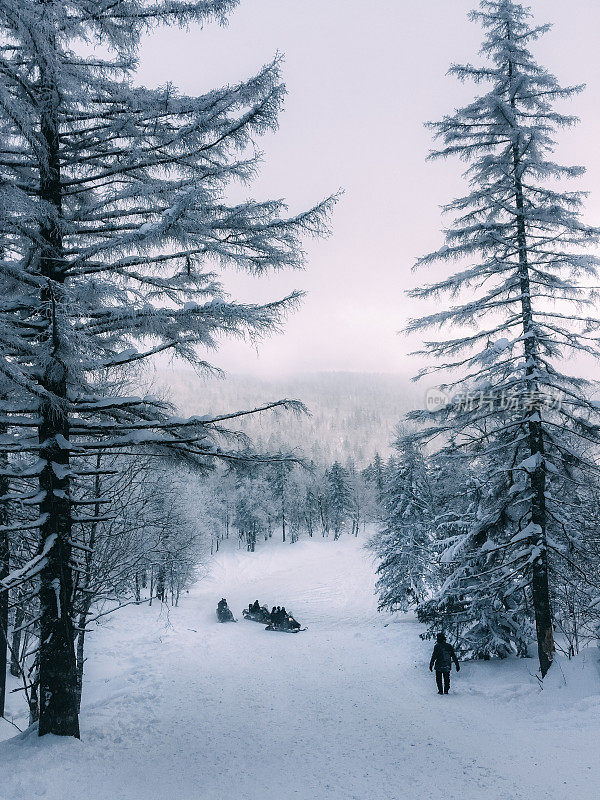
[151,369,421,466]
[1,535,599,799]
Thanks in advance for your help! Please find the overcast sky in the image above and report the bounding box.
[138,0,600,378]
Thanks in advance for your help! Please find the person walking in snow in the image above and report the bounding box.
[429,632,460,694]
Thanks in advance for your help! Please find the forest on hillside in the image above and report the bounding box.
[152,369,419,466]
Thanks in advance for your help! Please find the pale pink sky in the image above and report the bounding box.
[138,0,600,377]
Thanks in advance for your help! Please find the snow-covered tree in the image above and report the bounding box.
[265,459,295,542]
[298,467,321,538]
[344,461,372,535]
[372,438,434,611]
[542,465,600,656]
[408,0,600,676]
[363,452,386,508]
[326,462,352,539]
[187,469,236,554]
[417,452,532,659]
[72,456,205,705]
[0,0,332,736]
[282,468,312,543]
[234,474,275,551]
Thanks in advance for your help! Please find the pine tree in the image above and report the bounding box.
[408,0,600,676]
[326,462,352,538]
[418,452,531,659]
[0,0,332,736]
[265,459,295,542]
[362,452,386,521]
[301,467,321,538]
[371,452,386,504]
[372,439,434,611]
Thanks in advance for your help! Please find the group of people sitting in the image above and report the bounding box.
[243,599,301,630]
[242,600,270,623]
[218,597,302,629]
[268,605,300,629]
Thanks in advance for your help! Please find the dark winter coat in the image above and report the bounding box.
[429,642,459,672]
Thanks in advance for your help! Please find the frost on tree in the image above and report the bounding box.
[371,438,434,612]
[326,462,352,539]
[0,0,333,736]
[407,0,600,676]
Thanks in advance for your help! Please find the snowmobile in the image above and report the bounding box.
[242,604,271,623]
[265,613,306,633]
[216,599,236,623]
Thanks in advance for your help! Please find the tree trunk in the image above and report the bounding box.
[318,496,327,536]
[156,562,166,602]
[29,653,40,726]
[530,554,553,675]
[281,467,286,542]
[0,465,8,717]
[514,171,554,677]
[36,40,80,737]
[75,459,100,712]
[37,371,80,736]
[10,604,24,677]
[509,40,554,677]
[306,513,313,538]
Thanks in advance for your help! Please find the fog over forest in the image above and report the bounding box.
[152,368,420,466]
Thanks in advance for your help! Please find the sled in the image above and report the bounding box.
[242,608,271,624]
[216,610,237,623]
[264,622,306,633]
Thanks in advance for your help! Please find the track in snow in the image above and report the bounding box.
[1,534,599,800]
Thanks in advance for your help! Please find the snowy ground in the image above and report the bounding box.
[1,534,599,800]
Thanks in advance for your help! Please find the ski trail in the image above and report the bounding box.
[0,534,598,800]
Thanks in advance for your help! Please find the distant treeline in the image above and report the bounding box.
[155,369,420,468]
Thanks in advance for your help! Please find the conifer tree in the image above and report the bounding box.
[408,0,600,676]
[372,453,386,504]
[326,462,352,538]
[418,453,531,659]
[372,439,434,611]
[265,459,295,542]
[0,0,332,736]
[363,452,385,511]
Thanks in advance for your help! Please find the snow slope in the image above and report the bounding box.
[1,534,599,800]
